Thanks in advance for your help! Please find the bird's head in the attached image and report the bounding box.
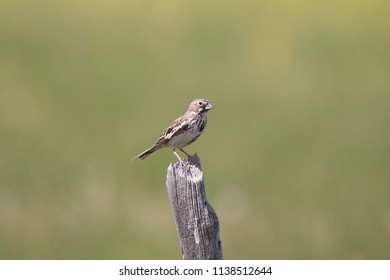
[189,98,214,114]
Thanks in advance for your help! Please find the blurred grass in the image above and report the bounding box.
[1,0,390,259]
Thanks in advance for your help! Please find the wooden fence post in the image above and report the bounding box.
[166,154,223,260]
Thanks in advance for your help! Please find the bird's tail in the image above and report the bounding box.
[132,146,159,160]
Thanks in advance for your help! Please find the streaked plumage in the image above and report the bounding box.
[133,98,214,161]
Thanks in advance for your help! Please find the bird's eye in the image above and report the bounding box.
[198,101,203,105]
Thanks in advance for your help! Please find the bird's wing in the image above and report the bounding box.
[155,116,188,145]
[164,117,189,139]
[152,115,188,146]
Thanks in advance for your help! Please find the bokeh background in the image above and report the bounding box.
[1,0,389,259]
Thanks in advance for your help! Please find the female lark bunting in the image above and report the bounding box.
[133,98,214,161]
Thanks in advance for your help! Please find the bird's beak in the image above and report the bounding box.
[205,103,214,111]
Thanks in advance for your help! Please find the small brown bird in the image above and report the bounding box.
[133,98,214,161]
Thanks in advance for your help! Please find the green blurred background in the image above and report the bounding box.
[1,0,389,259]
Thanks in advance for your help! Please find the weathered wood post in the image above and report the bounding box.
[166,154,223,260]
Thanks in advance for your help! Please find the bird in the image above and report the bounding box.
[133,98,214,161]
